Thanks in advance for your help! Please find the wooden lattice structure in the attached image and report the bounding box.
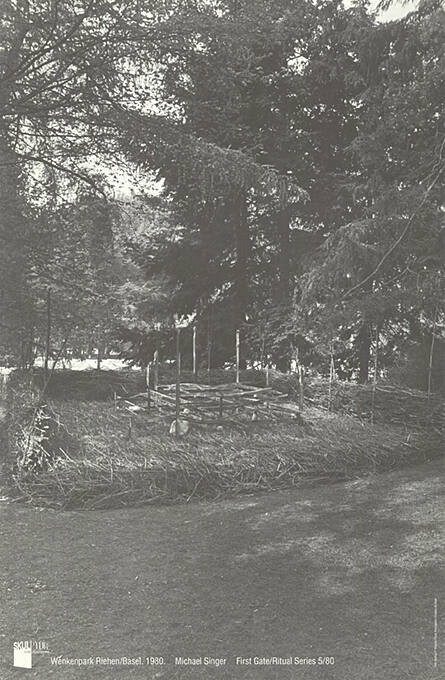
[117,381,302,424]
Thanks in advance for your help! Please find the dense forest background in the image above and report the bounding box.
[0,0,444,391]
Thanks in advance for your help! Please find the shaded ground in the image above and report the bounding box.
[1,458,444,679]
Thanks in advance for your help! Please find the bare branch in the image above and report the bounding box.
[15,153,108,197]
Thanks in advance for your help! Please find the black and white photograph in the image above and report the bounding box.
[0,0,444,677]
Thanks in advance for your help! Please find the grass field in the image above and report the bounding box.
[1,457,444,679]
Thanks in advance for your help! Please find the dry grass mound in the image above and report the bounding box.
[6,399,442,510]
[306,379,445,429]
[3,369,443,510]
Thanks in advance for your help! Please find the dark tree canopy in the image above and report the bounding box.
[0,0,443,391]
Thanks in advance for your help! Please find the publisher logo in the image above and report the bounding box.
[13,642,32,669]
[13,640,49,669]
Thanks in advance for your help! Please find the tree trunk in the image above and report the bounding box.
[0,2,31,363]
[0,131,28,358]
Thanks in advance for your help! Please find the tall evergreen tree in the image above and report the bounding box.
[299,1,445,384]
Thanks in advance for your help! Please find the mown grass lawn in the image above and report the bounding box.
[1,457,444,680]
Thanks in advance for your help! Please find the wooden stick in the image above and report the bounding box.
[116,392,148,401]
[184,382,232,392]
[120,399,145,409]
[146,363,151,413]
[192,326,198,379]
[236,329,240,384]
[176,327,181,436]
[149,389,177,402]
[207,314,212,385]
[371,325,378,424]
[153,349,159,406]
[212,387,273,399]
[44,288,51,380]
[298,364,304,410]
[428,307,438,403]
[177,382,207,390]
[328,342,334,413]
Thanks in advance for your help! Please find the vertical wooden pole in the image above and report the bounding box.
[192,326,198,380]
[153,349,159,407]
[265,363,270,387]
[146,363,151,413]
[44,288,51,379]
[176,327,181,436]
[428,308,437,403]
[328,342,334,413]
[207,316,211,385]
[298,365,304,411]
[295,346,304,410]
[219,395,223,420]
[97,338,102,371]
[371,325,379,424]
[28,324,35,370]
[236,329,240,384]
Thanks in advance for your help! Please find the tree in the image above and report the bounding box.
[0,0,158,358]
[298,1,445,385]
[25,193,126,369]
[114,0,342,367]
